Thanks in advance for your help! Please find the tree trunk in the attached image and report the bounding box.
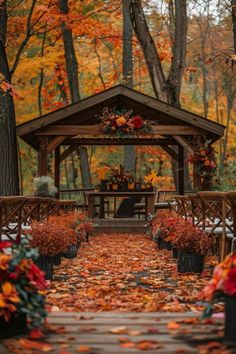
[58,0,91,188]
[77,147,92,188]
[0,1,19,196]
[232,0,236,53]
[58,0,80,103]
[123,0,135,173]
[130,0,167,101]
[166,0,187,106]
[130,0,188,192]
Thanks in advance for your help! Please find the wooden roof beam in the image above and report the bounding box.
[161,146,179,161]
[60,145,77,163]
[35,124,202,136]
[173,136,194,155]
[63,138,177,146]
[47,136,65,154]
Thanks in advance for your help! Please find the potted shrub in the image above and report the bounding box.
[172,219,212,273]
[0,240,47,338]
[28,219,73,279]
[47,213,79,259]
[201,253,236,344]
[151,211,179,252]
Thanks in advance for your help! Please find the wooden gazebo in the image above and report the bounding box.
[17,85,224,194]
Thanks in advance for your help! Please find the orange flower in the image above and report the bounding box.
[0,254,11,271]
[204,159,211,166]
[19,259,29,271]
[116,116,126,126]
[2,282,20,303]
[0,282,20,321]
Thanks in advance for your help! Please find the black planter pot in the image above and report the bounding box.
[53,254,62,266]
[63,244,78,259]
[158,238,172,251]
[225,296,236,344]
[172,247,178,259]
[35,256,54,280]
[0,313,27,339]
[177,252,204,273]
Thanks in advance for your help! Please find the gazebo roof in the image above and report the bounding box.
[17,85,224,151]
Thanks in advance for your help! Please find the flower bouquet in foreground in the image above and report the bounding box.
[0,240,47,338]
[201,253,236,343]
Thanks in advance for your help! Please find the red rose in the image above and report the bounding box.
[224,267,236,296]
[27,262,46,290]
[9,272,19,280]
[132,115,143,129]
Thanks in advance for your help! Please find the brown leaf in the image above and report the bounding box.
[120,342,136,348]
[19,339,53,352]
[79,327,96,333]
[136,340,163,350]
[76,345,92,352]
[167,321,181,330]
[29,328,45,339]
[147,327,160,334]
[109,326,128,334]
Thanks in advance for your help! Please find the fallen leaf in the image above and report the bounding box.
[29,328,45,339]
[79,327,96,333]
[109,326,128,334]
[19,339,53,352]
[128,330,142,336]
[136,340,163,350]
[147,327,160,334]
[120,342,136,348]
[76,345,92,352]
[167,321,181,330]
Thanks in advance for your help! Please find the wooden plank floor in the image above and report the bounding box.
[93,218,147,233]
[0,311,229,353]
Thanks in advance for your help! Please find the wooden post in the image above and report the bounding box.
[178,145,184,195]
[55,146,60,199]
[38,136,48,176]
[192,136,202,191]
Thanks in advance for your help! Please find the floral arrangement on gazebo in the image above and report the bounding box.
[187,139,217,189]
[99,107,151,137]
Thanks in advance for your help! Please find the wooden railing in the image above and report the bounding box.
[0,197,78,242]
[174,191,236,261]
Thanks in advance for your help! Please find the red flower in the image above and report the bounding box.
[9,272,19,280]
[224,267,236,296]
[27,262,46,290]
[132,115,143,129]
[0,241,12,250]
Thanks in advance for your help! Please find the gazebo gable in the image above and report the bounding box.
[17,85,224,152]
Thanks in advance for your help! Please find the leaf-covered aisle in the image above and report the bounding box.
[46,233,216,312]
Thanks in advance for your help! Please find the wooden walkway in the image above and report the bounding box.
[1,311,229,353]
[93,218,147,233]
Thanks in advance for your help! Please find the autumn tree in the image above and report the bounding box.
[0,0,19,195]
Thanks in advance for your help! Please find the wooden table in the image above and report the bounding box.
[0,312,227,353]
[85,191,155,219]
